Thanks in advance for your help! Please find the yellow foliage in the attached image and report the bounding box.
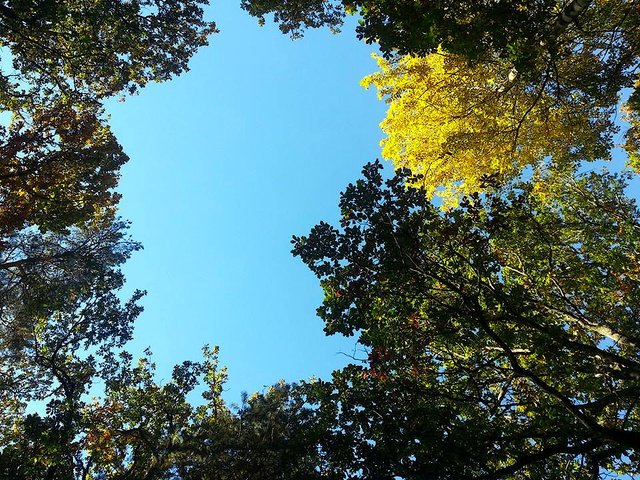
[362,52,610,204]
[623,78,640,173]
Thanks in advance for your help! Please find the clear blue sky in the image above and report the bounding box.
[105,3,387,402]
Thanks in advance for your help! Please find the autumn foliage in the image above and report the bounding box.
[2,0,640,479]
[362,52,613,202]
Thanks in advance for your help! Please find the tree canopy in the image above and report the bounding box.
[0,100,127,234]
[292,162,640,478]
[0,0,216,236]
[0,0,216,100]
[361,52,613,203]
[0,217,144,478]
[241,1,636,71]
[0,2,218,477]
[1,1,640,479]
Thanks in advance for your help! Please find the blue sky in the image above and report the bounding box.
[105,3,387,402]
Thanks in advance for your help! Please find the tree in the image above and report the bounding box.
[0,0,217,416]
[0,5,216,436]
[0,216,144,479]
[0,0,217,235]
[181,379,340,480]
[624,80,640,172]
[0,0,216,100]
[241,1,632,69]
[81,346,226,479]
[292,162,640,478]
[241,0,345,38]
[0,100,127,234]
[60,345,333,479]
[360,52,614,203]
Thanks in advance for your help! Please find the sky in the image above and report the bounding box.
[104,3,388,402]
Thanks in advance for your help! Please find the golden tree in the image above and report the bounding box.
[362,51,616,204]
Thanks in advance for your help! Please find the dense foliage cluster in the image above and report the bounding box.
[1,0,639,478]
[243,0,604,63]
[361,53,611,202]
[293,162,640,478]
